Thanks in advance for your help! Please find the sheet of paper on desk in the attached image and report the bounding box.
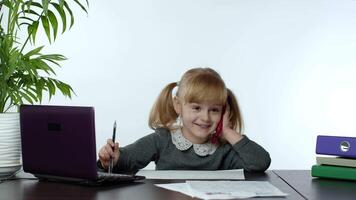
[136,169,244,180]
[155,181,288,199]
[187,181,288,199]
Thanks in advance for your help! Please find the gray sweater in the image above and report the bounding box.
[106,128,271,173]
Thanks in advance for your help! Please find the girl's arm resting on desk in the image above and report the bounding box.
[226,136,271,172]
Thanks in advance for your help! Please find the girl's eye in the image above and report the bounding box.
[211,108,221,113]
[192,106,201,111]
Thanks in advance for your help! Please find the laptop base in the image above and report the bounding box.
[35,173,145,186]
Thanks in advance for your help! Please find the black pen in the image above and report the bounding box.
[108,121,117,174]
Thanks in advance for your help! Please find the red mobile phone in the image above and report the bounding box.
[211,106,226,144]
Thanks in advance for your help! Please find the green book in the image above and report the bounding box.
[312,165,356,181]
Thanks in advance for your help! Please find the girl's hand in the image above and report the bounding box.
[222,105,232,131]
[98,139,120,170]
[222,106,243,145]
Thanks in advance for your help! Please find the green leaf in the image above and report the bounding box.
[53,79,73,98]
[51,2,66,33]
[33,59,57,75]
[24,46,44,57]
[26,0,34,11]
[35,79,45,102]
[41,15,51,43]
[46,79,56,99]
[8,1,21,34]
[10,92,23,106]
[19,22,32,27]
[19,16,35,23]
[22,9,40,17]
[35,54,66,70]
[42,0,50,15]
[30,21,39,44]
[19,90,34,104]
[27,86,41,103]
[63,1,74,28]
[73,0,88,14]
[27,23,33,42]
[38,58,60,67]
[22,1,43,12]
[20,60,40,78]
[47,10,58,41]
[23,87,38,102]
[58,0,64,9]
[38,54,66,61]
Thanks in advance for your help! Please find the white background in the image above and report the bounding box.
[37,0,356,169]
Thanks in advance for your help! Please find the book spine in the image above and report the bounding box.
[311,165,356,181]
[316,135,356,158]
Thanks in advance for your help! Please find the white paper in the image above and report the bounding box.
[136,169,244,180]
[155,181,288,199]
[155,183,190,195]
[187,181,288,199]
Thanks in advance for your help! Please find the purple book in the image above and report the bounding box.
[316,135,356,158]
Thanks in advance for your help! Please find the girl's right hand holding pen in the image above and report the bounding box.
[98,139,120,170]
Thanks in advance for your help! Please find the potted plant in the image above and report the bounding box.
[0,0,88,177]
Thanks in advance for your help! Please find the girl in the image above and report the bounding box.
[98,68,271,172]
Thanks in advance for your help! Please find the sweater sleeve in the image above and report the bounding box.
[113,128,168,173]
[224,136,271,172]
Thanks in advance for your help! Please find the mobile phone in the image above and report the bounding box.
[211,106,226,144]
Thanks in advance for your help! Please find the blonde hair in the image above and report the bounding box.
[149,67,244,135]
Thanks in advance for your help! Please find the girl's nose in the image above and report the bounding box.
[200,110,210,122]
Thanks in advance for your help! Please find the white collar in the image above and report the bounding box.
[171,128,218,156]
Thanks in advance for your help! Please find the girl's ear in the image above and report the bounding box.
[173,96,181,115]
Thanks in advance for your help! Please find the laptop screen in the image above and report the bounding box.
[20,105,98,180]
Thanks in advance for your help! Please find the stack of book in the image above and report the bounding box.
[312,135,356,181]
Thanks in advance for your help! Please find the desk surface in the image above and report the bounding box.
[3,170,356,200]
[0,170,303,200]
[274,170,356,200]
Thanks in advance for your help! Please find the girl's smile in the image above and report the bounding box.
[193,122,211,129]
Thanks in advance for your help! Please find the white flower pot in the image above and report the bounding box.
[0,113,22,177]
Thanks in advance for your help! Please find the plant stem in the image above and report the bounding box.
[0,93,10,113]
[4,105,14,113]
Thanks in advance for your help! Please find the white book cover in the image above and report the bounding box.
[316,156,356,168]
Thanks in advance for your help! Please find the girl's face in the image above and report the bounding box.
[179,101,224,144]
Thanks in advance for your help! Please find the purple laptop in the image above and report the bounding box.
[20,104,144,185]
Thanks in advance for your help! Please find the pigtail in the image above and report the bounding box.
[149,82,178,130]
[227,88,244,135]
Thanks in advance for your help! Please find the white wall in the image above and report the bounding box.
[41,0,356,169]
